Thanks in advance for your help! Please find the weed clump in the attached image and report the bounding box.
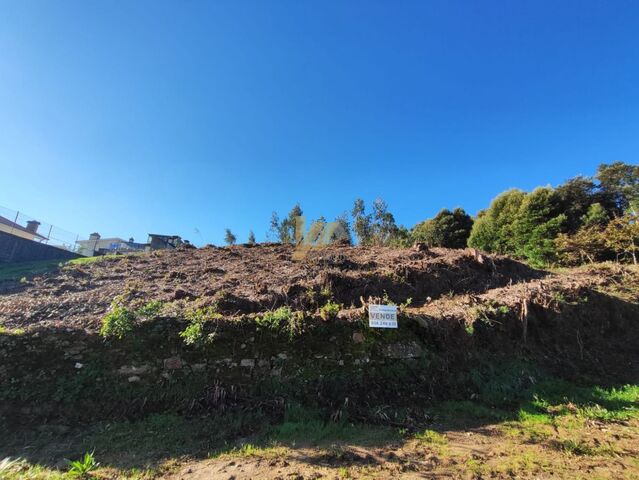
[100,299,135,339]
[180,321,205,346]
[136,300,164,319]
[179,305,221,346]
[414,429,448,445]
[319,300,341,321]
[256,306,304,339]
[67,451,99,477]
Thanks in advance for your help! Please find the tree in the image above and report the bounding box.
[468,189,527,253]
[332,212,353,245]
[596,162,639,215]
[371,198,399,246]
[352,198,373,245]
[555,176,598,232]
[268,212,280,242]
[413,208,473,248]
[306,216,326,244]
[247,230,256,244]
[604,213,639,264]
[224,229,237,246]
[581,203,609,228]
[350,198,401,246]
[279,203,303,244]
[512,187,566,266]
[555,226,607,265]
[387,225,412,247]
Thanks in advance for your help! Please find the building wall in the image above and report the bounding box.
[0,222,39,242]
[0,231,81,264]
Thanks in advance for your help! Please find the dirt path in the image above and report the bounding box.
[165,420,639,480]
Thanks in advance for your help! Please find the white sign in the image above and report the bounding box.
[368,304,398,329]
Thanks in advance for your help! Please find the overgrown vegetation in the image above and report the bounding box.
[99,298,136,339]
[179,305,220,346]
[67,451,98,478]
[319,300,341,320]
[468,162,638,266]
[256,306,304,339]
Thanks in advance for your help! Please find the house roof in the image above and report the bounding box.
[148,233,181,239]
[0,215,47,240]
[76,237,129,245]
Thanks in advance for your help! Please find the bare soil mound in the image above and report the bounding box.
[0,244,544,330]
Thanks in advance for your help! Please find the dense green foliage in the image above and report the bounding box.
[412,208,473,248]
[99,300,135,339]
[468,162,638,266]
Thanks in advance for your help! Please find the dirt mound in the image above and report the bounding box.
[0,244,544,330]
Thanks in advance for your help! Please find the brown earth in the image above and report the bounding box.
[163,418,639,480]
[1,243,629,332]
[1,245,639,480]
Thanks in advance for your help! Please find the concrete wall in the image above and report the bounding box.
[0,231,82,264]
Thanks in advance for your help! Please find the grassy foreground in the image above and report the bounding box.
[2,377,638,479]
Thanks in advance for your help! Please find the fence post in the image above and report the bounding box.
[10,211,19,236]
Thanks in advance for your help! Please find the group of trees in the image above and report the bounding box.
[468,162,638,266]
[223,161,637,267]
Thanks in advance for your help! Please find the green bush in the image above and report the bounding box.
[100,301,135,339]
[256,306,293,330]
[319,301,341,321]
[185,305,221,323]
[256,306,304,339]
[179,305,220,346]
[136,300,164,319]
[180,321,205,346]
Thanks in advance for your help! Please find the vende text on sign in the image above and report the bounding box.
[368,304,398,329]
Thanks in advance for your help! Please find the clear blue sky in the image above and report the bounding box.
[1,1,638,245]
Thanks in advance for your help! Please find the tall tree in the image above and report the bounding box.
[224,229,237,246]
[279,203,303,244]
[352,198,373,245]
[268,212,280,242]
[555,176,598,232]
[468,189,527,253]
[332,212,353,245]
[371,198,398,246]
[596,162,639,215]
[247,230,256,245]
[413,208,473,248]
[512,187,566,266]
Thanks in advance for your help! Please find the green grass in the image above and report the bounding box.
[0,254,130,282]
[414,429,448,445]
[550,438,620,457]
[0,459,67,480]
[0,259,60,281]
[66,255,119,265]
[263,405,398,446]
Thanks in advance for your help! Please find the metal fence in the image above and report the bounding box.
[0,205,80,252]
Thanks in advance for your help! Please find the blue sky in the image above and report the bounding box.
[1,0,638,245]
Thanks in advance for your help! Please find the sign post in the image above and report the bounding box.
[368,304,398,329]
